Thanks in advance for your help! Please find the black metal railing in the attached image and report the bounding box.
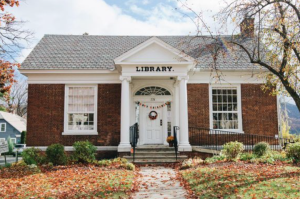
[173,126,179,161]
[189,127,294,151]
[130,123,139,162]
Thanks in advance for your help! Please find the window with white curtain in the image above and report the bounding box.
[210,86,242,131]
[64,85,97,135]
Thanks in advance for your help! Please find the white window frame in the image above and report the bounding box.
[209,84,244,133]
[62,85,98,135]
[10,138,16,144]
[0,138,5,142]
[0,123,6,132]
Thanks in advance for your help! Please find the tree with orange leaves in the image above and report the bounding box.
[0,0,32,100]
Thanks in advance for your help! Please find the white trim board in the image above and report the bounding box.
[25,71,266,84]
[188,71,266,84]
[26,73,121,84]
[28,81,121,84]
[20,69,118,74]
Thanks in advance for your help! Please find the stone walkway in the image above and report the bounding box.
[132,166,188,199]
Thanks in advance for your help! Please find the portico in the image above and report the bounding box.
[114,37,196,152]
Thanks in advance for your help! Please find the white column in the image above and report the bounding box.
[130,84,135,125]
[178,76,192,151]
[118,76,132,152]
[174,82,180,127]
[172,82,180,143]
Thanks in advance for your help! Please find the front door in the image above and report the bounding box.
[141,103,163,144]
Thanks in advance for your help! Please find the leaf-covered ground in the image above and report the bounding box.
[181,162,300,199]
[0,165,136,199]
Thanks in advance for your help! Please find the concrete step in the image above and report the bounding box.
[124,155,187,160]
[135,148,175,152]
[134,152,179,156]
[125,145,187,164]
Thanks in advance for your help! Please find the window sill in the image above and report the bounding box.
[209,130,244,134]
[62,132,98,136]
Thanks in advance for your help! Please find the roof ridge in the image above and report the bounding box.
[43,34,231,37]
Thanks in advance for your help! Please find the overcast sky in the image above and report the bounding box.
[7,0,297,105]
[8,0,226,62]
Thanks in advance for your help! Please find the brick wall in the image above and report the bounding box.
[241,84,278,136]
[27,84,121,146]
[187,84,210,128]
[27,83,278,147]
[187,84,278,139]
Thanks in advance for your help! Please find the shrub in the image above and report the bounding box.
[249,151,293,164]
[239,153,256,161]
[125,163,135,170]
[253,142,270,157]
[222,141,244,160]
[22,147,45,165]
[112,157,128,164]
[46,144,67,165]
[181,157,203,169]
[205,155,226,164]
[286,142,300,162]
[7,136,14,154]
[11,160,27,167]
[27,164,41,174]
[4,163,11,168]
[21,131,27,144]
[98,159,112,167]
[294,136,300,142]
[72,141,96,163]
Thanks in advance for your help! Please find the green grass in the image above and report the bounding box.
[181,163,300,199]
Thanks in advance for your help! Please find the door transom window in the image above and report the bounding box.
[135,86,171,96]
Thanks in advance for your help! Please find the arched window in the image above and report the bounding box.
[135,86,171,96]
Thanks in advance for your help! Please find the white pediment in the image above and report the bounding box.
[114,37,196,65]
[124,43,186,63]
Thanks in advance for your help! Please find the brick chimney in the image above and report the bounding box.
[240,18,255,38]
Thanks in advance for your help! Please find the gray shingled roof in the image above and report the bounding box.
[21,35,259,70]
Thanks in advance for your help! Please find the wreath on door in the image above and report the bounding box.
[149,111,158,120]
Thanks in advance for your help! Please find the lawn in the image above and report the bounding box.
[181,162,300,199]
[0,164,136,199]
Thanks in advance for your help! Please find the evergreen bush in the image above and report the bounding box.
[21,131,27,144]
[46,144,67,165]
[22,148,45,165]
[286,142,300,162]
[253,142,270,157]
[222,141,244,160]
[7,136,14,154]
[72,141,96,163]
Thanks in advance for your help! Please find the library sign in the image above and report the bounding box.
[136,66,174,72]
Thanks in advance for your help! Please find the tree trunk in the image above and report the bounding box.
[280,78,300,112]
